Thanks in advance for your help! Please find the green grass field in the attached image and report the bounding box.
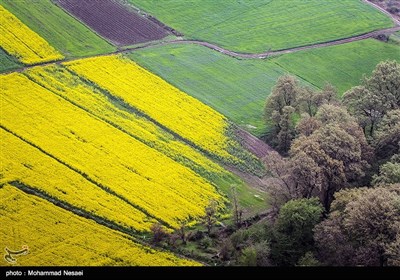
[129,39,400,136]
[129,0,393,53]
[0,48,21,72]
[0,0,115,58]
[271,39,400,94]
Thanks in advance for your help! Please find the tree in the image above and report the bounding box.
[297,252,320,266]
[270,198,323,266]
[239,246,257,266]
[296,114,321,137]
[372,153,400,186]
[263,151,321,212]
[374,109,400,159]
[343,60,400,138]
[296,83,339,118]
[297,87,319,117]
[178,222,187,245]
[277,106,296,153]
[202,199,218,236]
[343,86,385,137]
[314,185,400,266]
[364,60,400,111]
[315,104,374,164]
[290,127,352,211]
[264,75,300,151]
[150,222,168,244]
[231,186,243,229]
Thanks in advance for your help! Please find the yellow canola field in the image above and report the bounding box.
[65,55,234,160]
[26,65,229,180]
[0,5,63,65]
[1,73,223,228]
[0,129,154,231]
[0,185,200,266]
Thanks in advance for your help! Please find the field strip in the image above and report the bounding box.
[0,125,166,229]
[3,24,399,75]
[0,184,201,266]
[7,180,140,237]
[24,65,230,180]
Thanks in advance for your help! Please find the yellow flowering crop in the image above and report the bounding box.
[65,55,234,160]
[0,185,200,266]
[1,73,223,228]
[26,65,229,180]
[0,129,154,231]
[0,5,63,65]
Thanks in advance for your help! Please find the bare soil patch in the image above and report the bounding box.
[235,128,274,159]
[57,0,170,46]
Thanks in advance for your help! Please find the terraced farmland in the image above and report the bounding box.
[57,0,170,46]
[0,5,63,65]
[0,185,200,266]
[0,0,115,59]
[128,0,393,52]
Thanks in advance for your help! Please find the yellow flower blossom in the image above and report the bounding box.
[0,185,200,266]
[25,65,229,180]
[1,73,223,228]
[0,129,154,231]
[65,55,235,160]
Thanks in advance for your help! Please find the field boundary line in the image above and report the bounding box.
[3,24,399,76]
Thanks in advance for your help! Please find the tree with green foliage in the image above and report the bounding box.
[374,109,400,160]
[230,186,243,229]
[297,252,320,266]
[343,60,400,138]
[202,199,218,236]
[270,198,323,266]
[373,153,400,186]
[264,75,300,152]
[314,185,400,266]
[239,247,257,266]
[290,123,368,210]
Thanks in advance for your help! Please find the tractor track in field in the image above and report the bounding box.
[3,0,399,74]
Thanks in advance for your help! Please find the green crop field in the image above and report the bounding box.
[272,39,400,95]
[0,0,115,58]
[128,0,393,53]
[129,39,400,136]
[0,48,21,72]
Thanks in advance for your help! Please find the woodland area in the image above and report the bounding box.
[252,60,399,266]
[155,60,400,267]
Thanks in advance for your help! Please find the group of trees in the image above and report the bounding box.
[148,61,399,266]
[217,60,399,266]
